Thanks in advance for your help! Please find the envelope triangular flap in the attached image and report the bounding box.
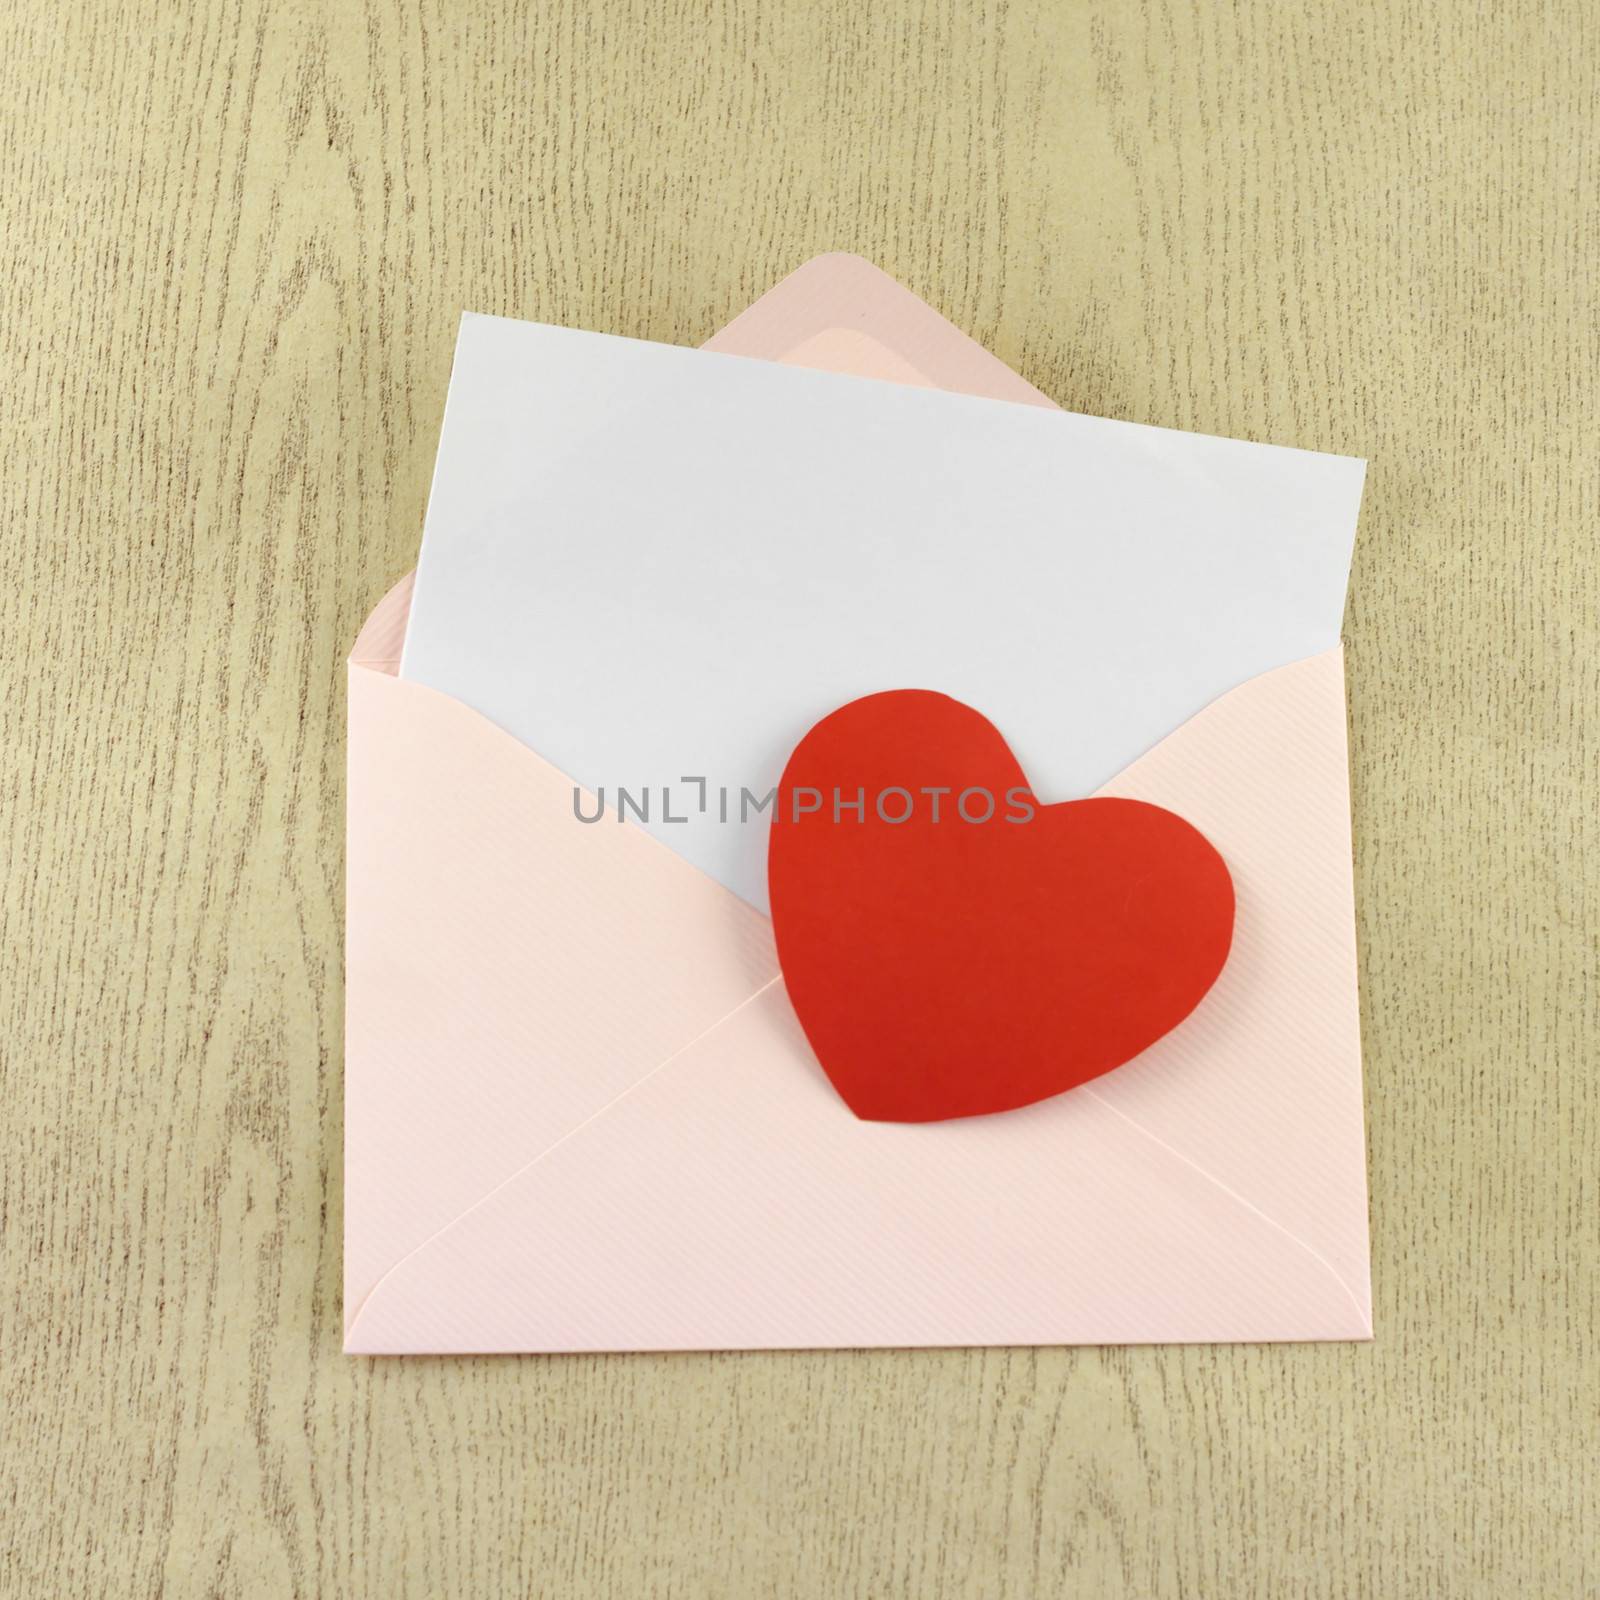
[702,253,1057,406]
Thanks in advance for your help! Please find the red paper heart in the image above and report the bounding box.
[768,691,1235,1122]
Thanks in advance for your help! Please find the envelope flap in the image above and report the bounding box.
[702,254,1056,406]
[349,573,414,674]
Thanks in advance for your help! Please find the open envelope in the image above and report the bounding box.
[344,257,1372,1352]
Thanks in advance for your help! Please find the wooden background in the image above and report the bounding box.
[3,0,1596,1593]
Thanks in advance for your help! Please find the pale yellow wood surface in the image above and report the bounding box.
[3,0,1596,1594]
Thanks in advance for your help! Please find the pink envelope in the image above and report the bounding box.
[344,257,1372,1352]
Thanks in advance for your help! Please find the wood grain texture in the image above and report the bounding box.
[2,0,1596,1593]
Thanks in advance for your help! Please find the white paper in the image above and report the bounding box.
[402,315,1365,911]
